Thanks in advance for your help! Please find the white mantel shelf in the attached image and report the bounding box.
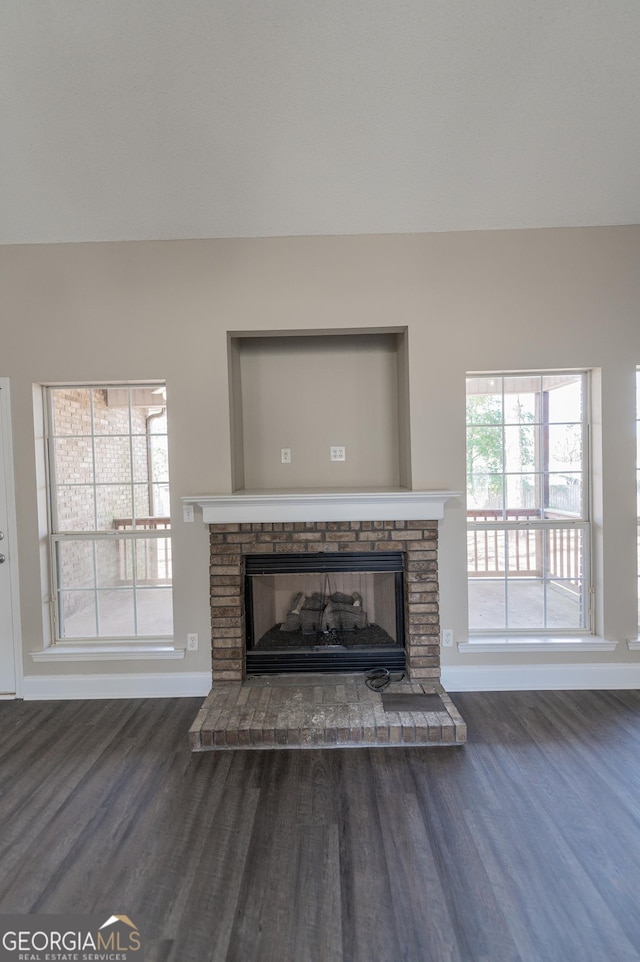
[183,489,461,524]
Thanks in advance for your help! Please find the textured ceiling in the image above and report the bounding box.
[2,1,639,244]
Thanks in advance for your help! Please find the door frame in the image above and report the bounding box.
[0,378,22,698]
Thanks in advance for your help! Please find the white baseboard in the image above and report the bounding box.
[441,663,640,692]
[21,671,212,701]
[19,664,640,699]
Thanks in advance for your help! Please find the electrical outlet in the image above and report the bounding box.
[281,448,292,464]
[442,628,454,647]
[330,445,346,461]
[187,632,199,651]
[183,503,195,523]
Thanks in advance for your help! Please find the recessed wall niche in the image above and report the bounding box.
[228,329,411,492]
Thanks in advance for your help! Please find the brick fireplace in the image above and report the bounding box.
[208,518,440,683]
[186,491,465,749]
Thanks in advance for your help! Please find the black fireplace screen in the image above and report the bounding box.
[245,553,405,673]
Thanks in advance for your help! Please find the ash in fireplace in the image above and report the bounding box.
[254,622,396,651]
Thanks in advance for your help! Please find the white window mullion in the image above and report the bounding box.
[542,527,548,629]
[127,387,140,635]
[131,539,140,636]
[90,387,98,531]
[92,537,100,638]
[502,530,509,630]
[45,389,59,533]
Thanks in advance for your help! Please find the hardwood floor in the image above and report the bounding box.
[1,690,640,961]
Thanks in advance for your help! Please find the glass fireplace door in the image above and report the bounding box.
[245,553,405,673]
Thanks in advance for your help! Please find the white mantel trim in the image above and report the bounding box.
[183,489,461,524]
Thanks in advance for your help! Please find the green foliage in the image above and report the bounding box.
[466,395,503,478]
[466,393,536,509]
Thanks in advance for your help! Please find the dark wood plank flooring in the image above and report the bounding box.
[1,690,640,961]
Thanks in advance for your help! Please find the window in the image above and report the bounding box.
[466,372,590,634]
[44,384,172,642]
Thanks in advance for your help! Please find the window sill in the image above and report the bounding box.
[458,636,618,653]
[30,642,185,663]
[627,639,640,650]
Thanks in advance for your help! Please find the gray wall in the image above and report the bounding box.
[1,226,639,684]
[233,332,404,490]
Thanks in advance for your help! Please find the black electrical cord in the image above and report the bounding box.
[365,668,389,691]
[365,668,405,691]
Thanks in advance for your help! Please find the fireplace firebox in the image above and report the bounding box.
[245,553,405,673]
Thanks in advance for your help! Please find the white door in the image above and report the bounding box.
[0,380,19,696]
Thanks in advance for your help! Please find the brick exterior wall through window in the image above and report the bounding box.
[50,388,152,616]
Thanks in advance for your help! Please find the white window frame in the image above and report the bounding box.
[43,382,174,648]
[637,367,640,632]
[465,370,594,639]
